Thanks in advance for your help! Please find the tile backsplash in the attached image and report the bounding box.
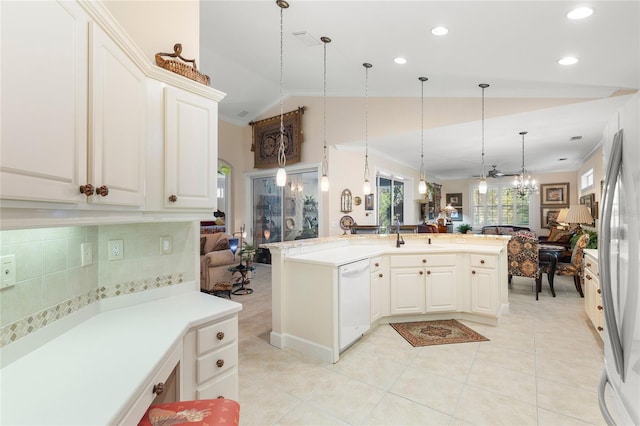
[0,222,195,347]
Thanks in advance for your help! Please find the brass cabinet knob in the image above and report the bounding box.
[168,194,178,202]
[587,262,592,267]
[472,270,476,275]
[426,270,431,275]
[217,395,225,399]
[153,382,164,395]
[586,274,592,280]
[419,271,424,275]
[480,259,485,264]
[598,305,603,311]
[216,359,224,368]
[597,289,602,294]
[379,273,383,278]
[598,326,604,332]
[375,262,379,267]
[422,259,427,263]
[79,184,94,196]
[95,185,109,197]
[216,331,224,340]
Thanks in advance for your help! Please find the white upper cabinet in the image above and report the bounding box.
[0,1,89,203]
[163,86,218,210]
[89,24,146,207]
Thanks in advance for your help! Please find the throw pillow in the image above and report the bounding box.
[200,236,206,256]
[213,238,230,251]
[498,227,514,235]
[548,228,571,243]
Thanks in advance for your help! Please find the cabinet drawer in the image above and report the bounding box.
[390,254,456,267]
[119,342,182,424]
[196,369,238,401]
[197,316,237,355]
[470,254,496,269]
[584,256,599,276]
[370,256,383,273]
[197,343,238,383]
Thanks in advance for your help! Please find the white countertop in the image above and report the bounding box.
[286,243,504,267]
[0,292,241,425]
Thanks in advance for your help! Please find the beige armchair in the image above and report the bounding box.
[200,233,238,292]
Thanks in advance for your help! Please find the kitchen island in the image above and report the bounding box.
[263,233,509,363]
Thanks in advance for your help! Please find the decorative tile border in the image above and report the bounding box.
[0,273,184,348]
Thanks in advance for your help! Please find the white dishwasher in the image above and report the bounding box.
[338,259,371,351]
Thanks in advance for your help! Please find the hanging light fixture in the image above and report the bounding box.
[362,63,373,195]
[512,131,538,199]
[478,83,490,195]
[320,36,331,192]
[275,0,289,187]
[418,77,428,195]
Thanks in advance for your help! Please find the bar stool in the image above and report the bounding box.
[138,398,239,426]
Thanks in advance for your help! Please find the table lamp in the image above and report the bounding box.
[443,204,457,222]
[564,204,593,232]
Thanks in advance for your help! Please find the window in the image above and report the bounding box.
[581,168,594,190]
[472,185,530,226]
[377,176,404,229]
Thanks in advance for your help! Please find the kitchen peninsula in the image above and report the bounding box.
[263,233,509,363]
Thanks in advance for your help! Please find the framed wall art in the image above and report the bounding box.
[541,207,562,228]
[365,194,374,211]
[446,193,462,207]
[450,208,463,221]
[250,107,306,169]
[540,182,570,206]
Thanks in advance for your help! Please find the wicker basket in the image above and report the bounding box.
[155,43,210,86]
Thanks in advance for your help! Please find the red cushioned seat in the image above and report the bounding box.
[138,398,239,426]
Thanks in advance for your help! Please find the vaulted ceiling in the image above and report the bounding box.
[199,1,639,180]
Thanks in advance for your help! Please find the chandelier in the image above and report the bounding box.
[275,0,289,187]
[418,77,428,195]
[512,131,538,199]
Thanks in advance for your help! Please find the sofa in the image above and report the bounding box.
[481,225,531,235]
[200,232,238,292]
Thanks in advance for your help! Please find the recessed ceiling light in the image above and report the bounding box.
[567,7,593,20]
[431,26,449,36]
[558,56,579,65]
[394,57,407,65]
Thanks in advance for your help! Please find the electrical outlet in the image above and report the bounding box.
[160,236,172,255]
[1,254,16,289]
[108,239,124,261]
[81,243,93,266]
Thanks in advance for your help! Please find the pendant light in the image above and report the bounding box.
[362,63,373,195]
[512,131,538,198]
[478,83,489,195]
[275,0,289,187]
[320,36,331,192]
[418,76,428,195]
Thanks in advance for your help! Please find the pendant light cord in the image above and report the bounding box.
[322,37,329,176]
[363,63,371,182]
[420,78,425,179]
[277,4,286,168]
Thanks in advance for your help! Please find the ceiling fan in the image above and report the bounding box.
[474,165,519,179]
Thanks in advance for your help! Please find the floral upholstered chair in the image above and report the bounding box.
[508,231,543,299]
[554,233,590,297]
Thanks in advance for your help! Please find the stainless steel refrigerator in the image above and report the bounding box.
[598,93,640,425]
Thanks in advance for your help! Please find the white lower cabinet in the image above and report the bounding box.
[469,254,498,316]
[583,251,604,339]
[390,254,457,315]
[182,314,238,401]
[370,256,390,322]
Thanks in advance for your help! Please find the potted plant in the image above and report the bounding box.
[456,223,473,234]
[241,242,262,267]
[570,229,598,250]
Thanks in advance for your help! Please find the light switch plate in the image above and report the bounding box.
[81,243,93,266]
[108,239,124,261]
[160,236,172,255]
[1,254,16,289]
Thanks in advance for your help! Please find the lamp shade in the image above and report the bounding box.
[228,238,239,256]
[556,208,569,224]
[443,204,457,216]
[564,204,593,225]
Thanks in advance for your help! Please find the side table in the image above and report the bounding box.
[228,264,256,295]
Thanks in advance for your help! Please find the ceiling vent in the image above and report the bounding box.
[293,31,321,46]
[237,110,248,118]
[570,136,583,141]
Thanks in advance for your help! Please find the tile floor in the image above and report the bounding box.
[232,264,606,425]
